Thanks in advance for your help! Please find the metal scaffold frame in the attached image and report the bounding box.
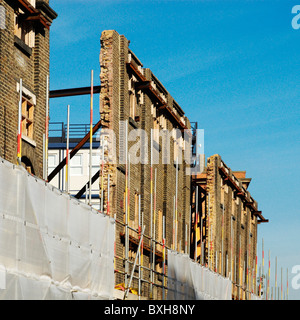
[45,76,278,301]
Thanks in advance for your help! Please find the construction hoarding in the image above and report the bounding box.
[167,250,232,300]
[0,157,115,300]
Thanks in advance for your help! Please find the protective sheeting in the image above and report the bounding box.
[0,158,115,300]
[167,250,232,300]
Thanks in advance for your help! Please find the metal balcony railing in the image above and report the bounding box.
[49,122,98,143]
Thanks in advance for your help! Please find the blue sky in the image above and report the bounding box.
[49,0,300,299]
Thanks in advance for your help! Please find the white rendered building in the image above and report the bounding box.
[48,122,101,209]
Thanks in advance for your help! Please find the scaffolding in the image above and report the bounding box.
[47,78,193,300]
[45,77,274,301]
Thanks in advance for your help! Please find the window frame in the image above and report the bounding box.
[21,97,34,140]
[47,153,57,175]
[70,153,83,176]
[14,8,35,48]
[89,151,101,176]
[17,82,37,146]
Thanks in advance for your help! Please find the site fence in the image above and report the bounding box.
[0,157,115,300]
[0,156,262,300]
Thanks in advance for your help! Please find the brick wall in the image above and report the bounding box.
[0,0,55,178]
[192,154,264,299]
[100,30,192,299]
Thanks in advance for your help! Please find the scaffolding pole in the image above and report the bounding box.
[138,194,141,300]
[85,183,88,204]
[281,267,283,300]
[141,211,144,294]
[200,200,203,265]
[125,120,129,288]
[114,215,171,300]
[89,70,94,205]
[195,185,198,261]
[253,261,255,295]
[175,157,178,252]
[258,264,261,298]
[114,213,116,271]
[226,253,228,278]
[43,133,46,180]
[66,104,70,194]
[248,227,251,297]
[231,216,233,282]
[210,222,213,271]
[262,238,264,297]
[123,225,146,300]
[255,254,258,295]
[127,153,131,287]
[152,167,157,298]
[234,255,237,299]
[207,192,210,269]
[188,205,191,256]
[239,234,241,299]
[17,79,23,165]
[221,202,224,275]
[243,261,245,299]
[173,195,175,251]
[44,74,49,181]
[150,129,153,299]
[275,256,277,300]
[107,174,110,216]
[185,223,188,255]
[100,135,104,213]
[268,250,270,300]
[162,215,166,300]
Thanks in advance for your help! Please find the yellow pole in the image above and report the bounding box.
[255,255,258,295]
[17,79,23,164]
[268,250,271,300]
[175,157,178,251]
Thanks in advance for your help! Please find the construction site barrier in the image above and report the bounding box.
[167,250,232,300]
[0,157,115,300]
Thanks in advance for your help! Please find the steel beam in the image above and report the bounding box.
[74,169,100,200]
[49,86,101,98]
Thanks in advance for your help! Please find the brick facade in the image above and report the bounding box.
[99,30,193,299]
[0,3,268,301]
[0,0,56,178]
[192,154,268,299]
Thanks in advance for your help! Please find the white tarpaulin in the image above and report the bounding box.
[0,157,115,300]
[167,250,232,300]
